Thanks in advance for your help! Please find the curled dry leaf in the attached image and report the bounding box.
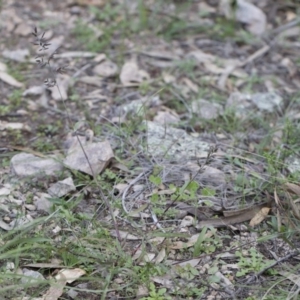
[0,61,7,72]
[43,268,86,300]
[0,121,31,131]
[140,49,180,61]
[2,48,30,62]
[281,57,297,77]
[136,284,148,298]
[180,216,195,228]
[14,23,32,36]
[142,253,156,263]
[181,77,199,93]
[249,207,270,227]
[56,51,97,59]
[197,202,271,228]
[153,110,180,125]
[284,182,300,196]
[162,72,176,84]
[78,76,103,87]
[120,61,150,87]
[148,236,165,246]
[48,74,70,101]
[93,60,118,77]
[55,268,86,284]
[75,0,106,7]
[173,258,201,268]
[155,248,166,264]
[170,232,212,249]
[110,230,140,240]
[23,85,45,97]
[219,0,267,36]
[0,70,23,87]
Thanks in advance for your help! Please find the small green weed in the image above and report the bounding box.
[7,63,26,82]
[193,226,222,256]
[72,20,104,52]
[0,105,11,114]
[8,89,23,107]
[141,282,171,300]
[174,263,199,281]
[235,248,275,277]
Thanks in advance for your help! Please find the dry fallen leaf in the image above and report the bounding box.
[43,268,86,300]
[197,203,270,228]
[0,121,31,131]
[78,76,103,87]
[140,49,180,61]
[181,77,199,93]
[153,110,180,125]
[155,248,166,264]
[56,268,86,284]
[220,0,267,35]
[0,70,23,87]
[162,72,176,84]
[120,61,150,87]
[249,207,270,227]
[2,48,29,62]
[110,230,140,240]
[76,0,106,7]
[285,182,300,196]
[24,263,65,269]
[93,60,118,77]
[48,74,70,101]
[170,232,212,249]
[173,258,201,268]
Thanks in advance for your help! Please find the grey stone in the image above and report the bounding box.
[226,92,283,118]
[34,193,53,213]
[64,141,114,176]
[285,156,300,174]
[191,99,222,120]
[10,153,63,178]
[21,268,45,284]
[2,48,29,62]
[48,177,76,197]
[146,121,211,159]
[251,92,283,112]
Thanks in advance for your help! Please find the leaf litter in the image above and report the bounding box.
[1,0,300,299]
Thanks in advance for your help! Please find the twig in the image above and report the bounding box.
[266,17,300,37]
[218,17,300,90]
[236,249,300,295]
[255,249,300,278]
[122,168,153,213]
[73,63,91,78]
[218,45,270,90]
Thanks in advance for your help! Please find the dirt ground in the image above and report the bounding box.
[1,0,300,299]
